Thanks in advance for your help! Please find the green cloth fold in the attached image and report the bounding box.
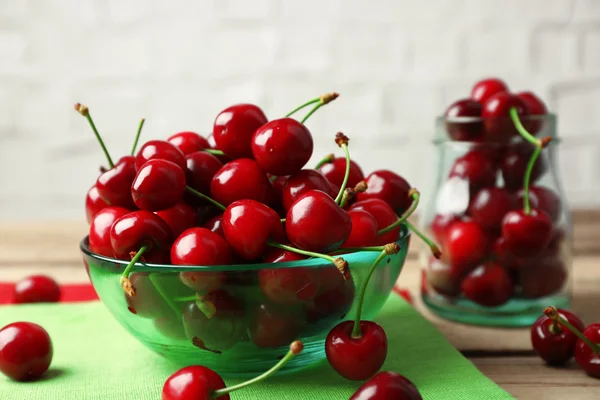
[0,295,513,399]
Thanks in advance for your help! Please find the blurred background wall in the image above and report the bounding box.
[0,0,599,221]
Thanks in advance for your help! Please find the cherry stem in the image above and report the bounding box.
[202,148,226,156]
[212,341,304,398]
[299,92,339,124]
[120,245,149,296]
[185,186,226,211]
[131,118,145,156]
[351,243,400,339]
[285,98,321,118]
[405,221,442,259]
[339,188,355,209]
[313,153,335,170]
[148,274,182,316]
[334,134,351,204]
[378,188,420,235]
[74,103,114,168]
[545,306,600,354]
[195,294,217,319]
[332,246,387,254]
[509,107,538,146]
[266,242,349,279]
[522,145,542,214]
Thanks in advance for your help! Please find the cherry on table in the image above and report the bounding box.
[575,323,600,378]
[281,169,334,212]
[349,198,399,246]
[0,322,53,381]
[210,158,276,207]
[96,155,137,209]
[155,202,197,238]
[248,302,303,348]
[460,262,514,307]
[167,131,210,155]
[482,92,530,141]
[443,98,484,142]
[471,77,509,104]
[501,143,547,191]
[355,170,412,215]
[501,208,553,257]
[213,103,268,159]
[88,206,131,257]
[350,371,423,400]
[341,209,380,248]
[132,159,186,211]
[134,140,186,172]
[85,184,110,224]
[13,275,60,304]
[531,308,584,365]
[448,148,497,190]
[184,151,223,198]
[468,187,517,234]
[318,157,364,189]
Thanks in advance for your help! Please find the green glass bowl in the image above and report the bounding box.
[80,225,410,377]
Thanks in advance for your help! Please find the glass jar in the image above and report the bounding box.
[419,113,572,327]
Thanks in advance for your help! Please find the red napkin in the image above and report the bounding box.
[0,283,99,305]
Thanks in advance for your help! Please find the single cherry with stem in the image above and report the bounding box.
[325,243,400,381]
[12,275,61,304]
[351,371,423,400]
[356,170,412,215]
[212,103,268,159]
[131,159,186,211]
[482,91,530,141]
[530,308,585,365]
[544,306,600,378]
[318,157,364,190]
[0,322,53,382]
[501,142,547,191]
[281,169,334,211]
[161,340,304,400]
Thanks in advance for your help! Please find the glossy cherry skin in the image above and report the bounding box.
[258,265,320,305]
[351,371,423,400]
[517,186,561,222]
[443,220,491,271]
[96,155,137,209]
[213,103,268,159]
[482,92,530,141]
[222,200,284,260]
[161,365,228,400]
[471,78,509,104]
[575,323,600,378]
[468,187,517,234]
[134,140,186,172]
[210,158,275,207]
[13,275,60,304]
[85,185,110,224]
[155,202,197,238]
[326,320,387,381]
[132,159,186,211]
[501,209,553,257]
[281,169,334,211]
[460,262,514,307]
[349,199,399,245]
[286,190,352,253]
[356,170,412,215]
[342,209,380,248]
[443,98,484,142]
[430,214,460,246]
[263,247,306,263]
[448,148,497,190]
[251,118,314,176]
[518,257,566,298]
[249,302,303,348]
[167,131,210,155]
[492,236,516,267]
[501,143,547,191]
[0,322,53,381]
[88,206,131,257]
[185,151,223,196]
[318,157,365,189]
[517,91,547,135]
[530,308,584,365]
[110,210,172,262]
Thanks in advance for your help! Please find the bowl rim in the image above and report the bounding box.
[80,223,411,272]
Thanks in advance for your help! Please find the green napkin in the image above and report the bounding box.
[0,295,514,399]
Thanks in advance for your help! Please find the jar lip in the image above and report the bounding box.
[436,112,557,123]
[431,137,562,145]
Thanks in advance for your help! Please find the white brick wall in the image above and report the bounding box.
[1,0,600,221]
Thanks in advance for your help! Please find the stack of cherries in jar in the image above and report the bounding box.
[77,92,436,399]
[425,77,565,308]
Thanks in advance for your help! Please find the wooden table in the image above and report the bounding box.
[1,222,599,399]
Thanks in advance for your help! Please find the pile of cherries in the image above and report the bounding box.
[424,77,565,308]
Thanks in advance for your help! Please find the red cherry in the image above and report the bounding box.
[185,151,223,196]
[162,365,228,400]
[286,190,352,253]
[349,199,399,245]
[248,302,303,348]
[318,157,364,189]
[575,323,600,378]
[531,309,584,365]
[517,91,547,135]
[518,257,566,298]
[270,175,289,197]
[448,148,497,190]
[460,262,513,307]
[351,371,423,400]
[0,322,53,381]
[110,210,172,262]
[443,220,491,271]
[251,118,313,176]
[342,209,379,248]
[203,215,224,239]
[482,92,530,141]
[471,77,509,104]
[355,170,412,214]
[13,275,60,304]
[132,159,186,211]
[501,143,547,191]
[213,103,268,159]
[501,209,552,257]
[281,169,334,212]
[443,98,484,141]
[258,266,320,305]
[210,158,275,207]
[468,187,517,234]
[426,257,461,297]
[85,185,110,224]
[88,206,131,257]
[492,236,516,267]
[155,202,197,238]
[134,140,186,172]
[325,320,387,381]
[96,156,137,209]
[517,186,561,222]
[430,214,459,245]
[167,131,210,155]
[263,247,306,263]
[222,200,284,261]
